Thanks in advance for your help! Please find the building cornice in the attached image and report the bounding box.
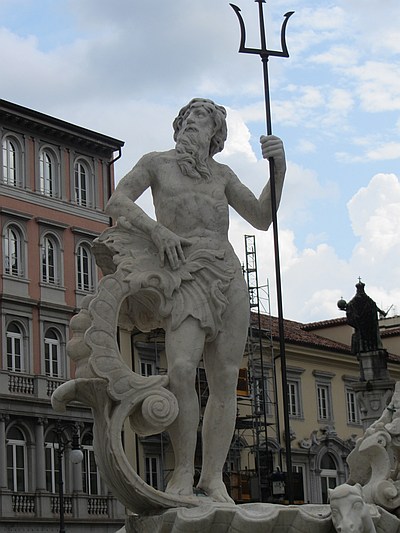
[0,98,124,158]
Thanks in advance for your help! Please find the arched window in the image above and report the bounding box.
[42,235,60,285]
[4,225,23,277]
[45,430,62,493]
[74,159,92,207]
[7,427,27,491]
[7,322,25,372]
[320,453,338,503]
[81,434,101,495]
[76,243,94,292]
[2,136,20,186]
[40,149,59,197]
[44,328,61,377]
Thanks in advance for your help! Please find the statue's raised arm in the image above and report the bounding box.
[226,134,286,230]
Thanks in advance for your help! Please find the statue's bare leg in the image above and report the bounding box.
[164,317,206,496]
[197,284,249,503]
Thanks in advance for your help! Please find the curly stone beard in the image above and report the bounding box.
[175,129,212,181]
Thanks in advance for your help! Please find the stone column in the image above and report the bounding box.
[35,418,46,491]
[353,377,395,430]
[0,415,8,489]
[72,458,83,492]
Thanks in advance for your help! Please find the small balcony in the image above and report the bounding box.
[0,490,125,525]
[0,370,66,401]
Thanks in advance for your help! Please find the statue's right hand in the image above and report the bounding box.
[150,224,191,270]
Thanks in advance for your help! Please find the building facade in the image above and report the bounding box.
[0,99,125,532]
[1,99,399,523]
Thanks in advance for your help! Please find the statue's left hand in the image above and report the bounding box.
[260,135,286,174]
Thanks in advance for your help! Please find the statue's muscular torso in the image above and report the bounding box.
[148,150,232,243]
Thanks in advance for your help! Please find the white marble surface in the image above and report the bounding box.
[103,98,286,503]
[54,98,287,513]
[123,502,400,533]
[329,484,378,533]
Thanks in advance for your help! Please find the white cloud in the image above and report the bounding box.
[288,6,347,56]
[327,88,354,114]
[279,161,338,225]
[274,86,325,127]
[348,173,400,237]
[338,0,400,55]
[296,139,316,154]
[219,109,256,162]
[273,84,355,131]
[1,0,399,325]
[365,143,400,161]
[336,138,400,164]
[227,171,400,323]
[310,45,360,68]
[349,61,400,112]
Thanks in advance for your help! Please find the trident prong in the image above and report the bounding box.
[230,3,294,58]
[230,0,295,504]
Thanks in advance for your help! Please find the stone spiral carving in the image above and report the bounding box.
[130,389,179,437]
[52,252,203,513]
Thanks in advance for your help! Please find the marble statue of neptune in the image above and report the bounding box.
[105,98,286,503]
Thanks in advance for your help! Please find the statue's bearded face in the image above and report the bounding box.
[175,104,215,180]
[173,98,227,181]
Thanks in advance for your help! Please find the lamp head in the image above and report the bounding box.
[70,448,84,464]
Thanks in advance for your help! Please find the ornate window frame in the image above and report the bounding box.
[74,157,94,208]
[6,320,26,373]
[76,241,95,293]
[313,370,335,424]
[41,232,62,286]
[287,366,305,419]
[81,432,102,495]
[39,146,60,198]
[2,134,24,188]
[3,222,27,278]
[6,426,28,492]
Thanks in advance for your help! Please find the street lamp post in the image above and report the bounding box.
[54,420,84,533]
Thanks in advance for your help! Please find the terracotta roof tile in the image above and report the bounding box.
[250,313,400,364]
[250,313,352,354]
[381,327,400,338]
[302,317,348,330]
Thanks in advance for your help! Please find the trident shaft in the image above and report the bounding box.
[230,0,295,504]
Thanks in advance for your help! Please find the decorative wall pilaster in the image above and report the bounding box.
[0,415,9,489]
[35,417,46,491]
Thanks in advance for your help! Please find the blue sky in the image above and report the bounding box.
[1,0,399,322]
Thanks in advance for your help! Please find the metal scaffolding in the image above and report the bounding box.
[235,234,281,501]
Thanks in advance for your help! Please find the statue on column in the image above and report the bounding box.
[338,280,386,356]
[338,280,394,438]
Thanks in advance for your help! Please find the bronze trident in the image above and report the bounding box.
[230,0,295,503]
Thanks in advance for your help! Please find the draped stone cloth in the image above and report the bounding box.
[92,220,235,342]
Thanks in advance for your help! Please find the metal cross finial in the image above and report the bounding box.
[230,0,294,504]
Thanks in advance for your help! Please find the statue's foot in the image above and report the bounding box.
[166,468,194,496]
[197,478,235,504]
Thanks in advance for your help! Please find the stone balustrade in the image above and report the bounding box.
[12,493,35,513]
[0,370,65,400]
[0,491,120,521]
